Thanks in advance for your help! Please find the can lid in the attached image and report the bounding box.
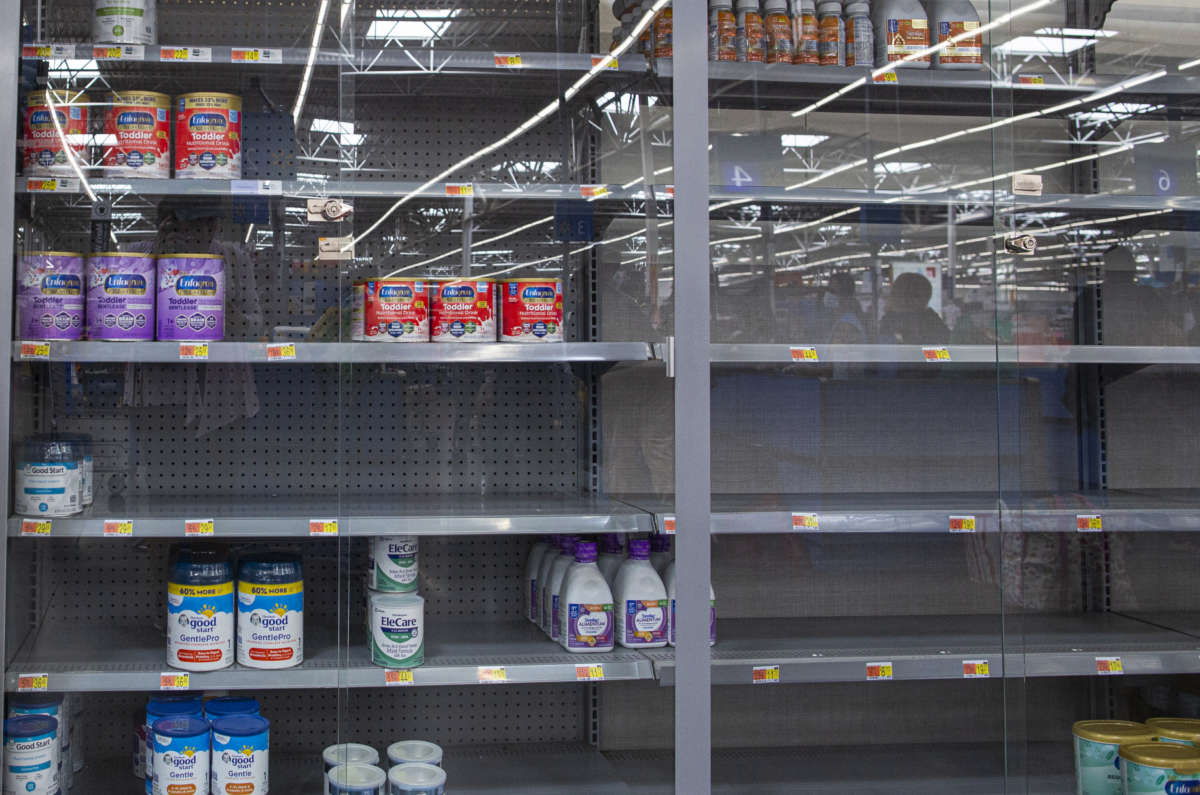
[7,693,65,710]
[238,551,303,583]
[22,251,85,258]
[147,699,205,720]
[1146,718,1200,742]
[1072,720,1156,744]
[328,763,387,789]
[3,714,57,738]
[88,251,154,259]
[169,545,233,584]
[323,743,380,768]
[152,716,210,738]
[1119,741,1200,767]
[211,714,269,736]
[203,697,259,718]
[388,762,447,788]
[368,591,424,607]
[386,740,443,766]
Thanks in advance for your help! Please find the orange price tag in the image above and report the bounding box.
[1076,514,1103,532]
[385,670,415,686]
[19,342,51,360]
[1017,74,1045,86]
[591,55,618,69]
[267,343,296,361]
[493,53,523,67]
[160,46,212,62]
[922,346,951,362]
[751,665,780,684]
[160,672,190,690]
[949,515,976,533]
[662,516,676,535]
[309,519,339,536]
[1096,656,1123,675]
[789,346,819,362]
[477,666,508,683]
[230,47,282,63]
[179,343,209,361]
[866,661,894,680]
[185,518,214,537]
[444,183,474,196]
[791,513,819,531]
[580,185,610,199]
[17,673,48,692]
[575,664,605,681]
[103,519,133,537]
[94,45,144,59]
[20,520,51,536]
[962,659,990,678]
[873,71,899,84]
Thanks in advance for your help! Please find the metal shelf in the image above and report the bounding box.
[11,340,655,364]
[643,614,1200,685]
[707,344,1200,365]
[7,493,655,538]
[1010,490,1200,533]
[4,621,654,692]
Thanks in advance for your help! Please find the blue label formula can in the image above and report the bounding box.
[152,716,210,795]
[211,715,268,795]
[4,714,59,795]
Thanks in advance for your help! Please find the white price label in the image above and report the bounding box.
[309,519,338,536]
[385,670,415,686]
[444,183,474,197]
[922,346,951,362]
[791,513,819,531]
[661,516,676,535]
[1096,657,1123,675]
[179,343,209,361]
[185,518,214,537]
[789,346,819,362]
[19,342,51,360]
[751,665,780,684]
[26,177,79,193]
[160,46,212,62]
[231,179,283,196]
[493,53,523,67]
[1076,514,1103,532]
[949,515,977,533]
[477,666,508,683]
[17,673,48,692]
[575,665,605,681]
[866,662,894,681]
[22,43,72,58]
[962,659,990,678]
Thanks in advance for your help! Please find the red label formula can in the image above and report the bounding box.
[357,278,430,342]
[431,280,495,343]
[102,91,170,178]
[23,90,89,176]
[174,92,241,179]
[500,279,563,343]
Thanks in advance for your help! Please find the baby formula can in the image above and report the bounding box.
[238,552,304,669]
[23,90,89,177]
[14,435,82,517]
[324,744,380,773]
[87,252,156,340]
[386,741,442,768]
[93,0,156,43]
[17,251,85,340]
[368,536,419,592]
[1121,742,1200,795]
[361,279,430,342]
[175,93,242,179]
[156,254,225,341]
[144,696,204,790]
[203,698,260,722]
[211,714,269,795]
[328,764,387,795]
[431,279,495,342]
[368,592,424,668]
[167,545,235,671]
[152,716,210,795]
[8,694,69,791]
[102,91,171,178]
[499,279,563,343]
[4,715,59,795]
[387,763,446,795]
[1072,720,1156,795]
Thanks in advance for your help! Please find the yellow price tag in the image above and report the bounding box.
[185,518,214,537]
[267,343,296,361]
[873,71,899,84]
[22,45,53,58]
[444,183,474,196]
[94,46,122,58]
[179,343,209,360]
[752,665,780,684]
[103,519,133,537]
[20,520,51,536]
[866,662,894,680]
[949,515,976,533]
[1017,74,1045,86]
[309,519,339,536]
[962,659,990,678]
[1096,657,1123,675]
[789,346,819,362]
[26,179,57,193]
[1076,514,1103,532]
[661,516,676,535]
[19,342,50,360]
[160,672,190,690]
[591,55,618,69]
[791,513,819,531]
[477,666,508,683]
[580,185,609,199]
[922,346,951,361]
[493,53,523,67]
[162,48,188,60]
[17,673,48,692]
[385,670,415,686]
[575,665,605,681]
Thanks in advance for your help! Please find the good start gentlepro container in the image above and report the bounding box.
[7,695,69,791]
[355,279,430,342]
[151,716,210,795]
[15,435,82,517]
[23,89,89,177]
[387,762,445,795]
[17,251,85,341]
[175,93,242,179]
[87,252,156,340]
[156,254,225,341]
[167,545,235,671]
[93,0,156,43]
[1147,718,1200,746]
[203,698,260,722]
[238,552,304,669]
[1121,742,1200,795]
[1073,720,1157,795]
[369,537,419,593]
[368,592,424,668]
[328,763,387,795]
[102,91,171,178]
[498,279,563,343]
[4,715,59,795]
[143,697,204,790]
[324,744,381,773]
[430,279,495,342]
[386,741,442,768]
[211,714,269,795]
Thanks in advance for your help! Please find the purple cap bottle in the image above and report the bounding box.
[573,541,598,563]
[600,534,624,554]
[628,539,651,559]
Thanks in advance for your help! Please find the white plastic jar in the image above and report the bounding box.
[872,0,930,68]
[924,0,982,69]
[845,0,873,66]
[388,762,446,795]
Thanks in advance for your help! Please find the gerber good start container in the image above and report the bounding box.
[237,552,304,669]
[151,716,210,795]
[168,545,235,671]
[211,714,269,795]
[4,715,59,795]
[14,435,82,517]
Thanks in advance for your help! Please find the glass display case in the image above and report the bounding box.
[3,0,1200,791]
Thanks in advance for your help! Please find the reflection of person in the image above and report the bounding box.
[824,272,868,344]
[878,271,950,344]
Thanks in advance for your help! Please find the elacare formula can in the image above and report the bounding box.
[354,279,430,342]
[3,714,60,795]
[430,279,495,342]
[23,90,89,177]
[151,716,210,795]
[93,0,156,43]
[368,592,424,668]
[175,93,241,179]
[87,252,155,340]
[157,254,225,341]
[499,278,563,343]
[102,91,170,178]
[237,553,304,669]
[167,546,235,671]
[211,715,269,795]
[17,251,85,340]
[368,536,419,592]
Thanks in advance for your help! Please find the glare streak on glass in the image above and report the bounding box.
[293,0,332,125]
[43,88,97,202]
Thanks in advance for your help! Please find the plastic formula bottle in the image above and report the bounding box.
[211,714,269,795]
[614,539,669,648]
[845,0,874,65]
[536,536,564,635]
[792,0,819,63]
[167,545,235,671]
[664,561,717,647]
[558,541,615,653]
[710,0,737,61]
[523,536,552,624]
[649,535,673,573]
[237,552,304,669]
[368,536,419,592]
[546,537,578,643]
[924,0,982,69]
[4,715,59,795]
[764,0,795,63]
[873,0,930,67]
[735,0,765,62]
[817,0,845,65]
[597,534,626,588]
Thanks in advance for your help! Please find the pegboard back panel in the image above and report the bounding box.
[39,362,581,497]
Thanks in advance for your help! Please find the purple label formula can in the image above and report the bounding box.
[86,252,155,340]
[156,254,225,341]
[18,251,85,340]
